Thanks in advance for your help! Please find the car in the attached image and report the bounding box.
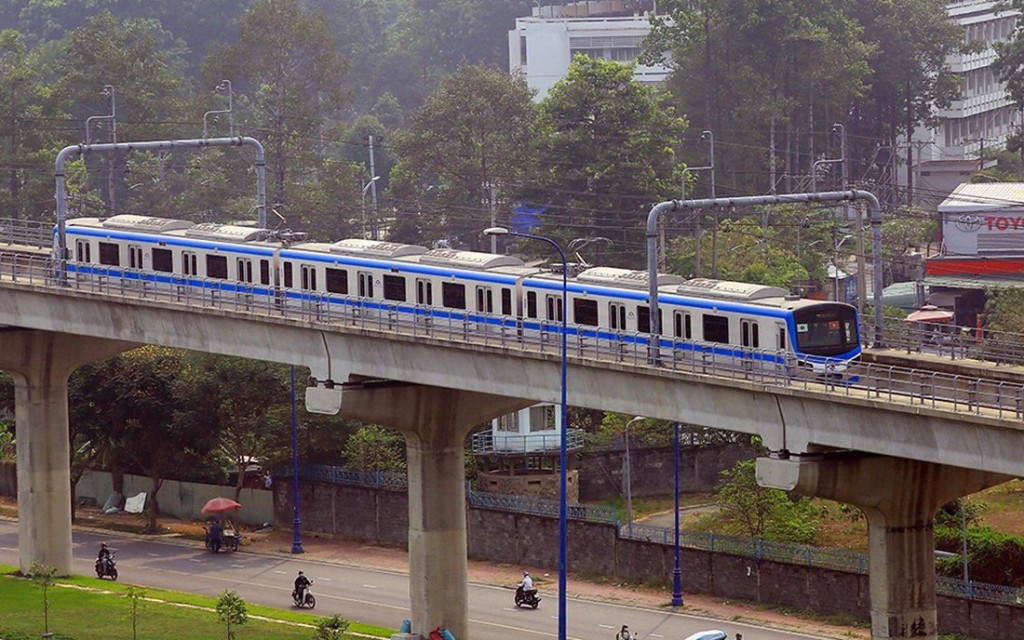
[682,632,729,640]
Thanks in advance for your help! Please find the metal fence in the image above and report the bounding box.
[469,429,586,455]
[276,464,408,491]
[466,487,618,524]
[0,217,51,248]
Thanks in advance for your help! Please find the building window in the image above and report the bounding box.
[520,35,527,66]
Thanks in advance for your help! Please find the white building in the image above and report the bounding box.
[911,1,1020,207]
[508,0,670,100]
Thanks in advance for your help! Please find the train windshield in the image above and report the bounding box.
[793,305,859,357]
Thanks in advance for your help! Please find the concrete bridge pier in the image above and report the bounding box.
[0,330,133,575]
[757,454,1011,640]
[340,381,532,640]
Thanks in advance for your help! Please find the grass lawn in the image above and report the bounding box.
[0,565,393,640]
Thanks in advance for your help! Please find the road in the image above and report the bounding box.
[0,521,825,640]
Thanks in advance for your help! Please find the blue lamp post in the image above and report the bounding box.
[672,422,684,605]
[485,226,569,640]
[290,365,304,554]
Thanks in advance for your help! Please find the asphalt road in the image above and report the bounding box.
[0,521,825,640]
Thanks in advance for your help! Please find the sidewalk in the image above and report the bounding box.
[1,497,869,639]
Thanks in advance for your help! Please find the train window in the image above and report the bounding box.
[237,258,253,283]
[416,279,433,305]
[741,319,759,348]
[637,306,661,334]
[501,288,512,315]
[75,240,91,262]
[476,286,493,312]
[777,325,787,349]
[301,265,317,290]
[326,268,348,294]
[526,291,537,318]
[98,242,120,266]
[574,299,598,326]
[182,252,197,276]
[259,260,270,286]
[152,248,173,273]
[207,255,228,279]
[703,314,730,344]
[384,274,406,301]
[442,282,466,309]
[357,271,374,298]
[128,245,143,269]
[609,303,626,330]
[673,311,692,339]
[283,262,294,288]
[545,294,563,321]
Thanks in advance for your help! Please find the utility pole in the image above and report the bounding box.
[368,135,379,240]
[703,131,718,278]
[489,182,498,253]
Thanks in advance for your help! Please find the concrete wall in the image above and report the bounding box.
[73,470,274,526]
[276,477,1023,640]
[578,442,756,501]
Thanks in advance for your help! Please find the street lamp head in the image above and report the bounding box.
[832,122,844,133]
[484,227,510,236]
[217,79,232,92]
[701,130,712,141]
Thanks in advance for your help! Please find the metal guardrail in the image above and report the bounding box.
[2,254,1024,421]
[466,487,618,524]
[469,429,586,455]
[866,317,1024,366]
[0,217,52,248]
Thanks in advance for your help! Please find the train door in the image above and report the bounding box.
[179,251,198,301]
[476,285,494,333]
[236,257,255,307]
[740,318,761,374]
[300,264,318,315]
[543,293,563,342]
[127,245,144,271]
[609,302,627,353]
[357,270,375,319]
[73,239,91,279]
[416,278,433,327]
[672,310,693,362]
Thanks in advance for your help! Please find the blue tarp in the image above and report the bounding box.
[511,205,546,232]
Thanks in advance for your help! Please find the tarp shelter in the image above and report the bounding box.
[904,305,955,323]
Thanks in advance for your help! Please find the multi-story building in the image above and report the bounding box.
[911,1,1020,207]
[508,0,669,100]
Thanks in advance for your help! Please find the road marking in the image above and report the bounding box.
[599,624,615,629]
[361,584,377,589]
[272,570,286,574]
[318,576,332,581]
[147,553,160,557]
[650,634,665,638]
[231,564,245,568]
[188,558,201,563]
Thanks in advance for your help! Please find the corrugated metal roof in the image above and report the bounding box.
[938,183,1024,212]
[925,274,1024,289]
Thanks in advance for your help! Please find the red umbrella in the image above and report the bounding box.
[201,497,242,514]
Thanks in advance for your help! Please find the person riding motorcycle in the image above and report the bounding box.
[616,624,634,640]
[95,542,114,576]
[97,542,111,564]
[517,571,537,598]
[293,570,312,600]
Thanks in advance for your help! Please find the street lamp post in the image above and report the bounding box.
[623,416,645,537]
[290,366,304,554]
[360,176,380,239]
[484,226,568,640]
[672,421,684,605]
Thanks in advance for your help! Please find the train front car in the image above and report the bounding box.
[789,301,861,380]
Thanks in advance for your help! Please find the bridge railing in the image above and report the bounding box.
[866,316,1024,366]
[3,254,1024,420]
[0,217,51,248]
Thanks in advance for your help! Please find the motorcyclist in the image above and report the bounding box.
[96,542,113,575]
[517,571,536,597]
[616,624,634,640]
[293,570,312,600]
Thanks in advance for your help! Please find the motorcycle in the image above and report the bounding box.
[95,552,118,581]
[514,584,540,609]
[292,582,316,609]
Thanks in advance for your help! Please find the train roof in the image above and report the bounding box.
[576,267,686,289]
[418,248,524,270]
[69,215,194,234]
[327,238,427,259]
[671,278,792,301]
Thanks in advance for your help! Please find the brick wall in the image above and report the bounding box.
[276,478,1024,640]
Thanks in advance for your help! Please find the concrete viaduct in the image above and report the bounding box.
[0,278,1021,640]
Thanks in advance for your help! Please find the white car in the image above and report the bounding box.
[682,632,729,640]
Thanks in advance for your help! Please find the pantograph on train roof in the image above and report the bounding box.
[184,222,270,242]
[419,248,524,270]
[673,278,790,301]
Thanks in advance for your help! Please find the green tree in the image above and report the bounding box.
[174,353,290,501]
[125,586,147,640]
[716,459,819,543]
[28,562,57,636]
[390,64,537,249]
[216,590,249,640]
[313,614,350,640]
[202,0,348,209]
[644,1,870,196]
[343,425,406,473]
[531,56,687,264]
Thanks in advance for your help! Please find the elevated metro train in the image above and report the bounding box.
[61,215,861,375]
